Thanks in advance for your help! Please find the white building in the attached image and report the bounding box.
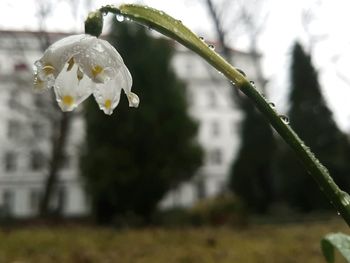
[161,44,262,207]
[0,30,261,217]
[0,31,88,218]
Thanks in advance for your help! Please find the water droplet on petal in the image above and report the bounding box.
[235,68,246,77]
[116,14,124,22]
[279,115,290,124]
[93,43,104,52]
[127,92,140,108]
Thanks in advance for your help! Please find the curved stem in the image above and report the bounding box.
[90,4,350,226]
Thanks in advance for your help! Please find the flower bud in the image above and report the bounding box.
[85,10,103,37]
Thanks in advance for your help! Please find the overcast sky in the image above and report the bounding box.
[2,0,350,131]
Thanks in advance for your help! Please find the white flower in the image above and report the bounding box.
[33,34,139,115]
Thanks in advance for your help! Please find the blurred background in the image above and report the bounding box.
[0,0,350,262]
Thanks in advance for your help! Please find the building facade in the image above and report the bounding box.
[160,44,261,207]
[0,30,261,217]
[0,31,88,218]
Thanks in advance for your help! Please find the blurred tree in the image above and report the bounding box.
[81,21,203,224]
[204,0,276,212]
[229,100,275,213]
[276,42,350,211]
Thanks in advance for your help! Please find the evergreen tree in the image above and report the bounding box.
[81,21,203,224]
[229,98,276,213]
[276,42,350,211]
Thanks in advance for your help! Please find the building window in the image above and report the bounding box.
[232,119,241,135]
[62,154,71,169]
[211,120,220,137]
[196,179,206,199]
[14,62,28,72]
[209,148,223,165]
[4,152,17,172]
[8,90,18,108]
[29,189,41,213]
[30,150,45,171]
[186,61,193,75]
[33,96,46,109]
[2,190,14,216]
[7,120,21,139]
[32,122,45,137]
[56,187,67,213]
[207,90,218,107]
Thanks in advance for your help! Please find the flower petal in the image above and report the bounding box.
[117,65,139,108]
[53,63,92,111]
[93,77,122,115]
[74,37,125,83]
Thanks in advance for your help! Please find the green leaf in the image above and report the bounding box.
[321,233,350,263]
[116,4,247,86]
[98,4,350,226]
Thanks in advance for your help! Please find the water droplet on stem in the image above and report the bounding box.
[235,68,246,77]
[116,14,124,22]
[279,115,290,124]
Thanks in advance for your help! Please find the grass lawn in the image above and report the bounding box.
[0,218,348,263]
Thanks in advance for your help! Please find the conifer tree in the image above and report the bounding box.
[81,21,203,224]
[229,98,275,213]
[276,42,350,210]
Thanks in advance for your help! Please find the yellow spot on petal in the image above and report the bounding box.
[91,65,103,78]
[104,99,112,109]
[67,57,75,71]
[62,95,74,106]
[42,64,56,75]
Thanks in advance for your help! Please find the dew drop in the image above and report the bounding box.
[93,43,104,52]
[250,80,255,85]
[116,14,124,22]
[235,68,246,77]
[128,92,140,108]
[102,11,108,16]
[269,102,275,109]
[208,44,215,50]
[279,115,290,124]
[337,211,341,216]
[199,36,205,41]
[340,191,350,206]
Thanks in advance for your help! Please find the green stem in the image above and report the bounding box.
[91,4,350,226]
